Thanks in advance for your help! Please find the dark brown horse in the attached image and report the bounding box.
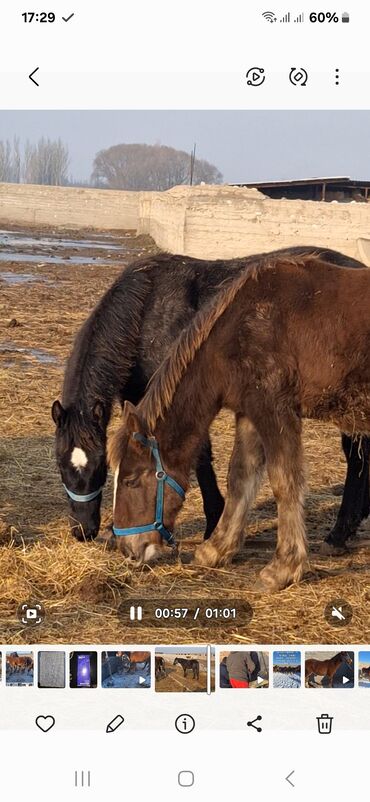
[173,657,200,680]
[109,254,370,591]
[155,656,166,680]
[305,652,352,687]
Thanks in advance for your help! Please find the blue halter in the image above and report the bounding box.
[63,484,104,503]
[112,432,185,547]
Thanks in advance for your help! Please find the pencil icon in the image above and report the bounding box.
[106,714,124,733]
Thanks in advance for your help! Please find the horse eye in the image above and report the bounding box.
[125,476,139,488]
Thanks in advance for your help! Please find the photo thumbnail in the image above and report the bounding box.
[155,647,214,692]
[102,651,151,688]
[305,651,354,688]
[70,652,97,688]
[6,651,34,686]
[220,651,269,688]
[273,651,301,688]
[358,652,370,687]
[38,651,66,688]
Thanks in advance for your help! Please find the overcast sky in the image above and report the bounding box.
[0,111,368,184]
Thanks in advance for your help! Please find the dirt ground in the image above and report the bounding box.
[1,225,370,646]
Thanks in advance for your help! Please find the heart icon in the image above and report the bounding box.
[35,715,55,732]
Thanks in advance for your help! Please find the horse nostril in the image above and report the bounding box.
[96,529,116,549]
[85,530,99,541]
[70,527,85,542]
[70,525,98,542]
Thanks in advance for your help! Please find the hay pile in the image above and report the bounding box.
[0,229,369,644]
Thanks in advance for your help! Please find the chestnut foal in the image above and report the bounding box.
[109,254,370,591]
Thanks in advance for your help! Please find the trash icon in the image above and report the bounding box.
[317,713,333,734]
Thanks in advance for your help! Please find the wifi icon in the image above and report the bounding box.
[262,10,277,22]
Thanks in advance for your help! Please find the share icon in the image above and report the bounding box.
[247,715,262,733]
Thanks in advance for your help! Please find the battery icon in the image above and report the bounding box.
[129,605,143,621]
[342,11,350,22]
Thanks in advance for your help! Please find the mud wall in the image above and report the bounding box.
[0,182,140,230]
[1,182,370,264]
[143,185,370,263]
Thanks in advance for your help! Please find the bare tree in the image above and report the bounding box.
[23,138,70,185]
[91,143,222,190]
[0,138,21,182]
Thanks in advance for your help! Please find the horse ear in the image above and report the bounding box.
[122,400,148,439]
[51,400,65,426]
[92,401,106,426]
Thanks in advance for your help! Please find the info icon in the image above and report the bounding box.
[324,599,353,627]
[175,714,195,734]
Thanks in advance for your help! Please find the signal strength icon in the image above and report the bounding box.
[294,12,304,22]
[262,11,277,22]
[280,11,291,22]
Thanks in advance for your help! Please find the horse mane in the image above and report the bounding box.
[62,258,154,410]
[138,253,314,432]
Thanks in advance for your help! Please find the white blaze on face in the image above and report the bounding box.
[71,447,88,472]
[113,466,119,511]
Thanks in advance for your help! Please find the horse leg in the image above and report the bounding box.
[306,670,315,687]
[323,434,370,553]
[256,413,308,593]
[195,436,225,540]
[194,417,265,567]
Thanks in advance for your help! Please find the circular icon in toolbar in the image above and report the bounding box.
[175,714,195,734]
[324,598,353,627]
[289,67,308,86]
[246,67,266,87]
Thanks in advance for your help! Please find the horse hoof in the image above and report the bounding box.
[320,541,335,555]
[320,541,347,556]
[194,541,221,567]
[252,578,278,594]
[256,563,304,593]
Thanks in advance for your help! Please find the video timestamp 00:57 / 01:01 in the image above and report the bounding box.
[121,600,254,627]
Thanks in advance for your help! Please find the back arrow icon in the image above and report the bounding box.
[29,68,39,86]
[285,770,295,787]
